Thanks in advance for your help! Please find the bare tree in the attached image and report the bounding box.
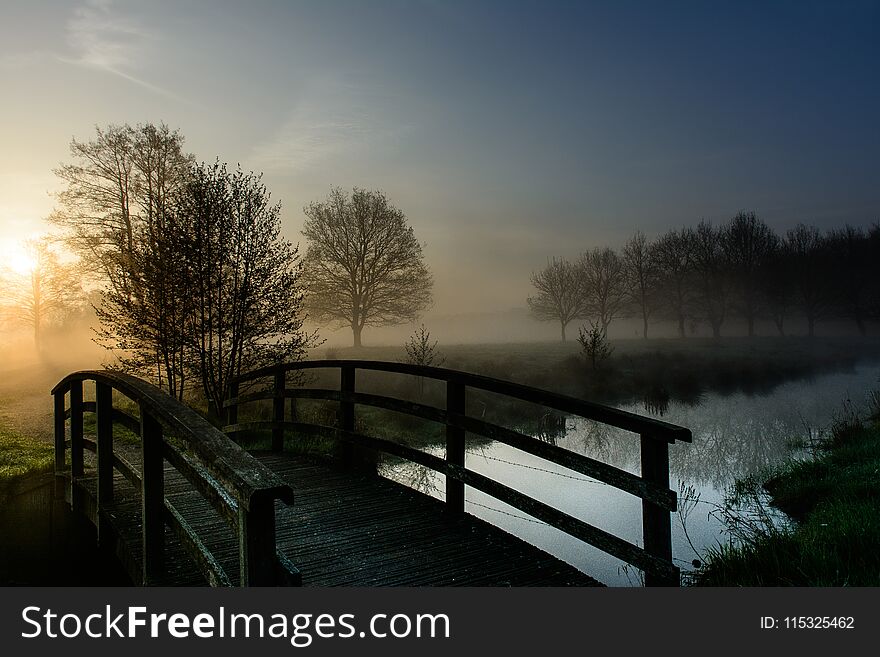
[691,220,731,338]
[653,227,696,337]
[580,247,627,336]
[826,225,873,336]
[721,211,779,337]
[759,242,794,336]
[527,257,588,341]
[301,187,432,347]
[2,237,81,351]
[785,224,831,337]
[51,123,192,287]
[622,231,659,339]
[785,224,832,337]
[404,324,446,367]
[50,122,193,393]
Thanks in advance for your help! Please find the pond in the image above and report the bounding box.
[383,361,880,586]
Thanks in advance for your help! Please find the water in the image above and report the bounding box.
[383,362,880,586]
[0,477,131,585]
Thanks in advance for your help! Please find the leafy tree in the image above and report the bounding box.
[171,161,319,416]
[527,257,589,341]
[301,187,432,347]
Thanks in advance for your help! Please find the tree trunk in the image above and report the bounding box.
[352,324,363,348]
[642,314,648,339]
[560,322,567,342]
[678,314,685,338]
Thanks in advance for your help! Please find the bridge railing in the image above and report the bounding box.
[224,359,692,586]
[52,370,299,586]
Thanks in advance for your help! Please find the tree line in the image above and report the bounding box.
[528,213,880,340]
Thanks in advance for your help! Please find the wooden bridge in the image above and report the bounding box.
[52,360,692,587]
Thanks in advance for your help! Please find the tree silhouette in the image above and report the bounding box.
[622,231,659,339]
[51,123,193,393]
[722,211,779,337]
[527,257,588,341]
[301,187,432,347]
[1,237,81,351]
[580,247,627,336]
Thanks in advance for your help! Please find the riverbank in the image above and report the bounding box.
[692,407,880,586]
[0,424,53,491]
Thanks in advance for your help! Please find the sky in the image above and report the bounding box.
[1,0,878,319]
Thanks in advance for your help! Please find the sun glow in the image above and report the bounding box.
[0,238,37,277]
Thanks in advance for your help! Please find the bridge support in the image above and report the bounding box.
[446,381,466,513]
[640,434,679,586]
[239,495,277,586]
[141,406,165,584]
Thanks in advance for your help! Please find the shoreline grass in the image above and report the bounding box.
[692,413,880,586]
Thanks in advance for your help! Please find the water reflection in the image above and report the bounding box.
[382,363,880,586]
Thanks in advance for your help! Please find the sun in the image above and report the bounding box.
[0,238,36,277]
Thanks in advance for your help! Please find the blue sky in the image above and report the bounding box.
[1,0,878,314]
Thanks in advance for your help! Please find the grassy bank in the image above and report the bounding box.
[693,412,880,586]
[0,425,54,488]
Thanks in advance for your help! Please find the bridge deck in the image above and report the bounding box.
[72,450,600,586]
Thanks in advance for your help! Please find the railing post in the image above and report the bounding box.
[140,405,165,584]
[227,381,239,428]
[53,390,66,473]
[445,381,466,513]
[69,380,84,479]
[272,371,285,451]
[239,494,277,586]
[640,434,678,586]
[339,365,356,466]
[96,382,114,506]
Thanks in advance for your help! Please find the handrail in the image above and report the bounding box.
[226,359,692,586]
[232,360,692,443]
[53,370,298,586]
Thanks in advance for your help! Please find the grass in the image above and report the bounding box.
[0,425,54,487]
[693,412,880,586]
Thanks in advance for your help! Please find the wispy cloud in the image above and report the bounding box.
[60,0,185,101]
[248,78,413,173]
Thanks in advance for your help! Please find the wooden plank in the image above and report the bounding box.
[164,502,233,587]
[67,450,600,587]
